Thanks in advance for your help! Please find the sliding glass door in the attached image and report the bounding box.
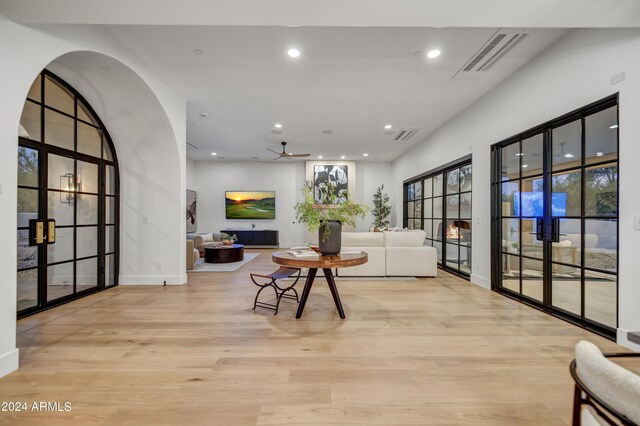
[492,95,618,337]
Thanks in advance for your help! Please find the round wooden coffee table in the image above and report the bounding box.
[271,251,368,319]
[204,244,244,263]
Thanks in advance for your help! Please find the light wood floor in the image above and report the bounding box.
[0,249,627,425]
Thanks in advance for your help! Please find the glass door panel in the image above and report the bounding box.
[494,99,619,337]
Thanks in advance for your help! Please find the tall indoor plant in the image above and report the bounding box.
[294,180,368,254]
[372,184,391,230]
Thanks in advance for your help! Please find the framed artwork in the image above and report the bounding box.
[225,191,276,219]
[186,190,197,233]
[313,165,348,204]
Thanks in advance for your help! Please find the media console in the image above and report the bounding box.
[220,229,279,247]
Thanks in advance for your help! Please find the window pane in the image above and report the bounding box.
[446,169,459,194]
[77,122,102,158]
[501,181,519,217]
[521,134,543,178]
[77,194,98,226]
[433,174,443,197]
[424,219,433,239]
[520,177,543,217]
[551,274,580,315]
[552,120,581,171]
[17,269,38,311]
[20,101,41,142]
[414,181,422,199]
[522,258,543,301]
[407,183,414,201]
[47,227,73,264]
[460,247,471,275]
[585,164,617,217]
[501,254,520,293]
[433,197,443,219]
[423,178,432,198]
[77,160,98,194]
[48,192,74,226]
[584,219,617,273]
[106,165,116,195]
[106,197,116,224]
[585,270,616,328]
[553,219,581,267]
[445,221,459,244]
[407,201,415,218]
[446,195,459,219]
[45,75,74,116]
[423,198,433,219]
[585,107,617,165]
[27,74,41,102]
[17,229,37,270]
[76,258,98,292]
[45,108,74,151]
[103,137,114,162]
[552,171,581,217]
[414,200,422,218]
[446,243,459,271]
[77,226,98,258]
[433,220,443,241]
[18,147,39,187]
[501,142,520,181]
[47,262,74,301]
[47,153,75,191]
[106,254,116,286]
[78,101,99,126]
[521,219,542,259]
[433,240,442,262]
[460,193,471,218]
[106,225,116,253]
[502,218,519,254]
[17,189,38,226]
[460,165,472,192]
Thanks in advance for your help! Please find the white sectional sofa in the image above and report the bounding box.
[337,230,437,277]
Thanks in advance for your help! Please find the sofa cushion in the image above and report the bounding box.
[201,233,214,242]
[342,232,384,247]
[384,230,426,247]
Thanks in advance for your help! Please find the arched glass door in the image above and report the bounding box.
[17,70,119,317]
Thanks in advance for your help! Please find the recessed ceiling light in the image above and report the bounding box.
[340,155,345,159]
[596,152,604,157]
[211,152,217,156]
[287,48,301,58]
[427,49,441,59]
[384,124,392,129]
[274,123,283,128]
[363,153,369,157]
[193,49,204,55]
[522,164,528,168]
[200,112,208,117]
[610,124,618,129]
[318,155,323,159]
[564,153,575,158]
[515,153,524,156]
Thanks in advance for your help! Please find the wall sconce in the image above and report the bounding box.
[60,172,76,205]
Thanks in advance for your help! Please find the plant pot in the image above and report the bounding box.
[223,240,233,246]
[318,221,342,255]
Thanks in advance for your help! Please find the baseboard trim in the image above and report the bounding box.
[119,275,186,285]
[0,348,19,379]
[617,328,640,352]
[470,274,490,290]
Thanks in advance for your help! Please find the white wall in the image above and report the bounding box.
[0,16,187,378]
[187,158,197,189]
[356,162,395,230]
[190,160,393,246]
[392,28,640,348]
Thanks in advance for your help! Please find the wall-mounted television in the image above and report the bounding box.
[225,191,276,219]
[513,192,567,217]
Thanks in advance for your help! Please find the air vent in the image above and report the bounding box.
[391,127,421,142]
[452,29,528,80]
[186,141,199,150]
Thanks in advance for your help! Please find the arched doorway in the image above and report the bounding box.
[17,69,119,317]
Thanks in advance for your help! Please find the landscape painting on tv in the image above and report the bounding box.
[225,191,276,219]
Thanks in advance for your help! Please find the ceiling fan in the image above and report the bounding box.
[268,141,310,160]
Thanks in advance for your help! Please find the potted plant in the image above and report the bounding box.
[221,233,237,246]
[371,184,391,231]
[294,180,368,255]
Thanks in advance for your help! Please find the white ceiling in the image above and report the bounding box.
[3,1,636,162]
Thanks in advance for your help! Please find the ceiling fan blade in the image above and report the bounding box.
[266,148,282,155]
[288,153,311,157]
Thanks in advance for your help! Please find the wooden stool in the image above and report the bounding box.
[250,267,302,314]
